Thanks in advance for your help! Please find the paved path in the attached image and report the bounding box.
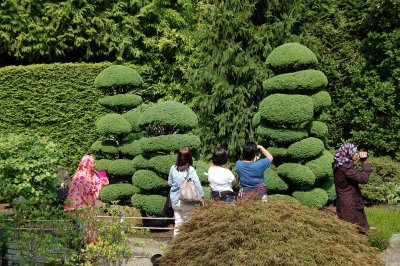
[380,234,400,266]
[126,237,168,266]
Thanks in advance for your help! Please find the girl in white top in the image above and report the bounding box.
[207,147,237,203]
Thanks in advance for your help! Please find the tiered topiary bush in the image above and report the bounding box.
[131,101,207,216]
[255,43,334,208]
[90,65,145,202]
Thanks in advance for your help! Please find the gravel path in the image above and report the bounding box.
[380,234,400,266]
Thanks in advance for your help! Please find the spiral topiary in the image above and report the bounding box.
[255,43,335,208]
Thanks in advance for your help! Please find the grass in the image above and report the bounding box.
[366,206,400,241]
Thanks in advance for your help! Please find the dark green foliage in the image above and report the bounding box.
[277,163,316,188]
[257,126,308,144]
[131,155,149,169]
[259,94,314,126]
[202,186,212,200]
[94,65,143,92]
[287,137,324,160]
[190,0,302,157]
[148,155,177,176]
[320,177,336,202]
[95,159,113,172]
[267,147,288,158]
[0,63,109,172]
[265,43,318,73]
[139,134,201,154]
[99,183,139,203]
[96,114,132,137]
[252,112,261,127]
[311,91,331,113]
[131,194,166,217]
[107,159,135,177]
[98,94,143,111]
[122,104,152,132]
[118,139,142,157]
[138,101,198,131]
[263,70,327,94]
[292,188,328,208]
[194,161,210,185]
[305,150,333,179]
[91,140,118,155]
[268,194,298,202]
[132,170,168,192]
[308,121,328,139]
[265,168,289,193]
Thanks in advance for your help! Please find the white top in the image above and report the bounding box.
[207,166,235,192]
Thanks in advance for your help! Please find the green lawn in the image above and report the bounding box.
[366,206,400,241]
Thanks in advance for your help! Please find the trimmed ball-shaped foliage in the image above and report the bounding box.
[148,155,177,175]
[122,105,151,132]
[95,159,112,171]
[94,65,143,89]
[131,194,166,216]
[90,140,118,154]
[287,137,324,160]
[320,177,336,202]
[118,139,142,157]
[194,161,210,185]
[308,121,328,138]
[96,113,132,136]
[259,94,313,126]
[131,155,149,169]
[305,150,333,179]
[160,201,382,265]
[292,188,329,208]
[257,125,308,144]
[265,43,318,73]
[252,112,261,127]
[263,70,328,94]
[265,168,288,193]
[277,163,316,188]
[267,147,287,158]
[311,91,331,112]
[139,134,201,154]
[132,170,168,191]
[107,159,135,176]
[269,194,298,202]
[138,101,198,129]
[98,94,143,110]
[99,183,139,203]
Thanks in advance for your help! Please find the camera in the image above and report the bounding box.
[359,151,368,159]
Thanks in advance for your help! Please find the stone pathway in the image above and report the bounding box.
[126,238,166,266]
[380,234,400,266]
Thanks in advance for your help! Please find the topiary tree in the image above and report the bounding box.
[90,65,145,200]
[255,43,334,208]
[131,101,208,216]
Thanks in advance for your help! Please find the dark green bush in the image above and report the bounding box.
[131,155,149,169]
[265,168,289,193]
[194,161,210,185]
[265,43,318,73]
[311,91,331,113]
[107,159,135,177]
[263,70,327,94]
[139,134,201,154]
[118,139,142,157]
[259,94,314,126]
[268,194,298,202]
[277,163,316,188]
[95,159,113,171]
[305,150,333,179]
[132,170,168,192]
[138,101,198,130]
[96,114,132,136]
[308,121,328,139]
[131,194,166,216]
[320,177,336,202]
[292,188,328,208]
[257,125,308,144]
[266,147,287,158]
[91,140,118,154]
[148,155,177,175]
[99,183,139,203]
[252,112,261,127]
[98,94,143,111]
[122,104,152,132]
[287,137,324,160]
[94,65,143,92]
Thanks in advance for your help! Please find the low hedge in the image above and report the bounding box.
[268,194,298,202]
[118,139,142,157]
[139,134,201,154]
[94,65,143,91]
[308,121,328,139]
[132,170,168,191]
[96,113,132,136]
[107,159,135,177]
[95,159,113,171]
[305,150,333,179]
[256,125,308,144]
[265,43,318,73]
[131,155,150,169]
[91,140,119,154]
[287,137,324,160]
[262,70,328,94]
[138,101,198,129]
[277,163,316,188]
[311,91,331,113]
[131,194,166,217]
[98,94,143,110]
[265,168,289,193]
[99,183,139,203]
[148,155,177,175]
[259,94,314,126]
[292,188,329,208]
